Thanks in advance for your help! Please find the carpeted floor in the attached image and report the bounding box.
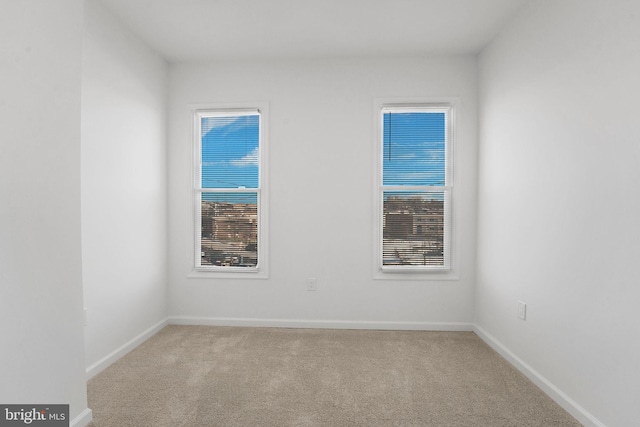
[87,326,581,426]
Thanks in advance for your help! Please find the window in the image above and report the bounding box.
[193,108,267,274]
[377,104,452,272]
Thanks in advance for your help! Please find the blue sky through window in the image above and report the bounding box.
[201,192,258,204]
[201,114,259,190]
[383,111,445,187]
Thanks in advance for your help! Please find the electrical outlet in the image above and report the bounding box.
[307,278,317,291]
[517,301,526,320]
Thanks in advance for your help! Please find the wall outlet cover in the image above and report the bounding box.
[517,301,526,320]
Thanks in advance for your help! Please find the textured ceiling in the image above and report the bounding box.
[98,0,529,63]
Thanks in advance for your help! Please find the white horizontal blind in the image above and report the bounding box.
[381,106,451,270]
[196,110,261,269]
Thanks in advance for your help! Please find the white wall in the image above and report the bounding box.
[168,57,478,327]
[81,0,168,373]
[0,0,90,423]
[476,0,640,425]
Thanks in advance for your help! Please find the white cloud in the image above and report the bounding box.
[230,147,259,167]
[202,116,241,134]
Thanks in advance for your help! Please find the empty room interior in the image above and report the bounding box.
[2,0,639,426]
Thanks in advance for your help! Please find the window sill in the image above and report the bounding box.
[373,268,459,281]
[188,268,269,280]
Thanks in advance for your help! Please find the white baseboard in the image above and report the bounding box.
[168,316,473,331]
[70,408,92,427]
[86,318,169,379]
[472,324,605,427]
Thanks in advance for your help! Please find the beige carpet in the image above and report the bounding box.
[87,326,581,426]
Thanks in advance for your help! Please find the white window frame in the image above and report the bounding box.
[190,103,269,279]
[374,99,456,280]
